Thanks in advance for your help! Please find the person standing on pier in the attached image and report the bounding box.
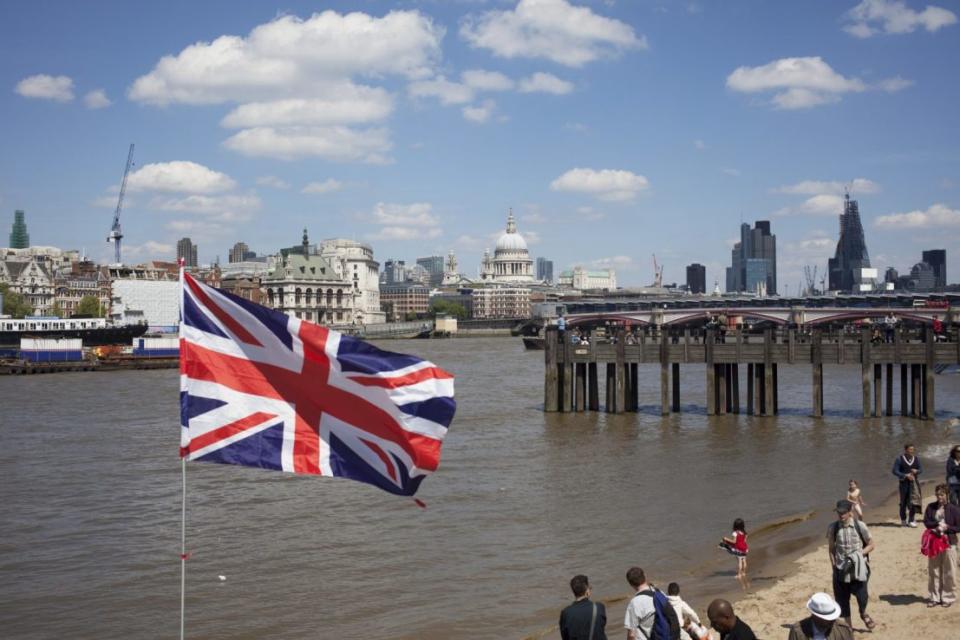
[893,444,923,527]
[827,500,876,631]
[559,574,607,640]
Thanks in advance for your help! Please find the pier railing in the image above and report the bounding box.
[544,326,960,420]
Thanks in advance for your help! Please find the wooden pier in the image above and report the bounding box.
[544,326,959,419]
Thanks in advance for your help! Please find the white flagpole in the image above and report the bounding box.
[180,456,187,640]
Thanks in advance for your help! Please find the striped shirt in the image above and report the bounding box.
[829,520,870,569]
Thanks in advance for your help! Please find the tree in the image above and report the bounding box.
[49,301,65,318]
[0,283,33,318]
[75,295,103,318]
[429,298,467,319]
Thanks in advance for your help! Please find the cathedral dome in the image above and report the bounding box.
[495,210,528,252]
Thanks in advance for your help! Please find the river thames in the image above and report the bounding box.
[2,337,959,638]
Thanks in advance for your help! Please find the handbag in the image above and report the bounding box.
[921,528,951,557]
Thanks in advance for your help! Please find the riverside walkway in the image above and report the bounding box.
[543,325,960,420]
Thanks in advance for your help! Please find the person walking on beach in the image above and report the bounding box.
[559,574,607,640]
[718,518,749,579]
[846,480,865,520]
[665,583,700,640]
[623,567,679,640]
[923,484,960,608]
[892,443,922,527]
[946,446,960,506]
[827,499,876,631]
[786,592,853,640]
[706,599,756,640]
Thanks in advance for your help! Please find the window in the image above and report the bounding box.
[336,289,343,307]
[305,288,312,304]
[326,288,333,305]
[295,288,302,304]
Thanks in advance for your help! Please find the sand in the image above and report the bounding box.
[728,491,957,639]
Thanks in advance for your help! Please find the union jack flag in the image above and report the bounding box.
[179,272,455,497]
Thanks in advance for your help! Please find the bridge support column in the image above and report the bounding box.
[874,364,882,418]
[588,363,599,411]
[925,330,935,420]
[732,364,740,414]
[747,363,754,415]
[575,363,586,412]
[544,326,559,412]
[671,363,680,412]
[885,363,893,416]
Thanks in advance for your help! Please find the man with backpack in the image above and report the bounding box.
[623,567,680,640]
[827,499,877,631]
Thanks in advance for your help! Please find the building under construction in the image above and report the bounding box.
[828,193,874,292]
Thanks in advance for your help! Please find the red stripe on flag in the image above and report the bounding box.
[184,411,278,453]
[185,274,263,347]
[346,366,454,389]
[361,438,397,481]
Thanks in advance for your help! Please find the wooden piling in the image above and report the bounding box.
[763,330,774,416]
[861,329,871,418]
[873,363,882,418]
[772,363,779,415]
[925,330,935,420]
[747,362,755,415]
[885,363,893,417]
[660,333,670,416]
[605,363,615,413]
[717,364,727,416]
[900,363,908,416]
[672,363,680,412]
[588,362,599,411]
[911,364,921,418]
[562,337,573,413]
[544,326,559,412]
[812,330,823,418]
[629,362,639,412]
[757,363,766,415]
[613,331,625,414]
[706,330,716,416]
[575,363,586,412]
[732,363,740,414]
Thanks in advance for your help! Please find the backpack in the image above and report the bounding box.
[830,519,868,548]
[634,588,681,640]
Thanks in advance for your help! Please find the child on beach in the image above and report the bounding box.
[847,480,865,520]
[718,518,749,578]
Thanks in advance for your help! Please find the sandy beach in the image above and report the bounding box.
[532,482,957,640]
[729,485,956,639]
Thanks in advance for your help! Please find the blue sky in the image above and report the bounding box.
[1,0,958,290]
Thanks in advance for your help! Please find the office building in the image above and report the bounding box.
[725,220,776,295]
[8,210,29,249]
[229,242,256,263]
[177,237,198,267]
[381,259,406,285]
[828,193,872,292]
[536,257,554,284]
[686,263,706,294]
[416,255,445,287]
[922,249,946,289]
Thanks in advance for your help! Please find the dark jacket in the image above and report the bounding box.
[559,599,606,640]
[923,501,960,546]
[947,457,960,484]
[892,455,922,481]
[787,617,853,640]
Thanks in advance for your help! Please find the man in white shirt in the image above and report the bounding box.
[623,567,656,640]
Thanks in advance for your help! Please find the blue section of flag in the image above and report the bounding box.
[397,397,457,428]
[194,422,286,471]
[182,291,229,339]
[327,432,424,497]
[180,392,227,423]
[336,335,424,374]
[211,286,294,350]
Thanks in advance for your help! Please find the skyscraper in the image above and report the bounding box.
[536,257,554,283]
[229,241,254,263]
[922,249,946,290]
[725,221,776,294]
[416,255,445,287]
[686,263,706,294]
[8,210,29,248]
[177,237,198,267]
[828,193,871,292]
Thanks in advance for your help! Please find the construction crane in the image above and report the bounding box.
[652,254,664,288]
[803,265,819,296]
[107,143,135,265]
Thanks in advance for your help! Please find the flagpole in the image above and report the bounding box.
[180,456,186,640]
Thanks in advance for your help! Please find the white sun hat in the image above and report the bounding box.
[806,592,841,621]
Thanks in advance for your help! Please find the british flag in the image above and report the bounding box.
[179,272,455,497]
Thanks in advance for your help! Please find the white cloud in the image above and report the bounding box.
[876,75,913,92]
[726,57,869,109]
[123,241,176,261]
[518,72,574,94]
[875,203,960,228]
[460,0,646,68]
[550,167,649,201]
[222,126,391,163]
[462,99,496,123]
[127,161,237,194]
[302,179,343,194]
[589,255,637,270]
[128,10,443,161]
[370,226,442,241]
[844,0,957,38]
[220,85,393,128]
[83,89,111,109]
[461,69,514,91]
[796,194,845,215]
[152,193,261,221]
[775,178,881,196]
[15,74,74,102]
[256,175,290,189]
[370,202,439,227]
[522,212,547,224]
[408,76,475,105]
[576,205,605,221]
[694,139,706,150]
[722,168,741,177]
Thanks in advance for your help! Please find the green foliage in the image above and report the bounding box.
[429,298,467,319]
[75,295,103,318]
[0,283,33,318]
[50,301,65,318]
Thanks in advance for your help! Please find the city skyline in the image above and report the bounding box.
[1,1,959,289]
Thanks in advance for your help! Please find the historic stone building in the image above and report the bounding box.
[480,210,535,284]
